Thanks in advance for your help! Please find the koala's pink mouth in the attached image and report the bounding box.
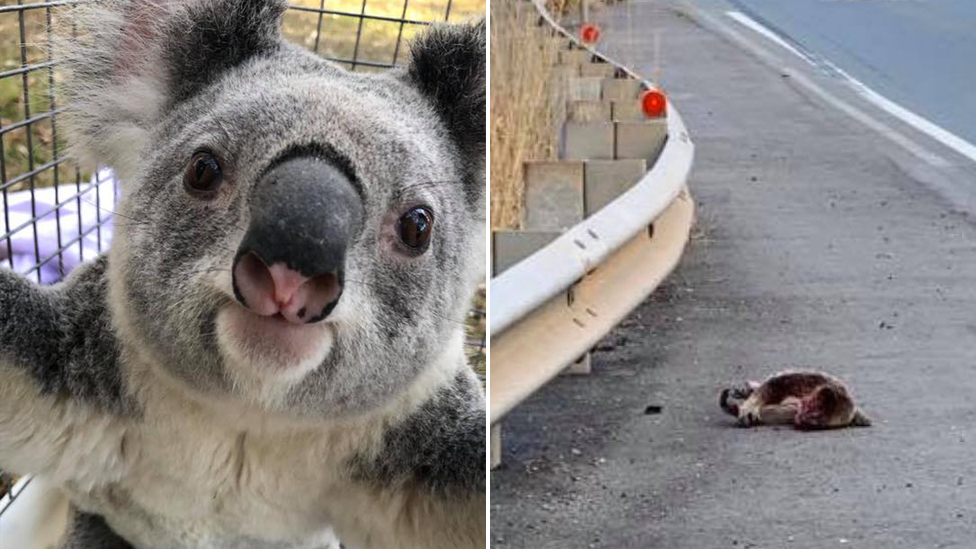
[233,253,342,324]
[217,304,334,372]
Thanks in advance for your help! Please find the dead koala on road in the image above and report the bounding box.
[720,371,872,430]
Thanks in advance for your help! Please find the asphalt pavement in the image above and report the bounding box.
[490,1,976,547]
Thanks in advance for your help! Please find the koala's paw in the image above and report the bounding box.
[739,414,760,428]
[737,407,761,428]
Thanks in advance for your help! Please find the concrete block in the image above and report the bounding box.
[561,352,592,375]
[563,122,615,160]
[584,159,647,215]
[491,424,502,469]
[580,62,615,78]
[552,64,579,82]
[615,120,668,161]
[551,66,578,106]
[568,76,603,101]
[544,36,569,52]
[602,78,643,101]
[567,100,612,123]
[558,49,592,66]
[612,100,646,121]
[523,160,585,230]
[492,229,561,275]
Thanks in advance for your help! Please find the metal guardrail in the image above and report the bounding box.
[489,0,696,425]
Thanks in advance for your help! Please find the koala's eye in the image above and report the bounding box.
[184,152,223,196]
[397,206,434,253]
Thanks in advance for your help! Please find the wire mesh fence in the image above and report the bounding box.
[0,0,485,509]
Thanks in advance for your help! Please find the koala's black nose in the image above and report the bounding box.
[232,155,363,323]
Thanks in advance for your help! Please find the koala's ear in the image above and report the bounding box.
[164,0,285,104]
[59,0,285,181]
[405,19,486,162]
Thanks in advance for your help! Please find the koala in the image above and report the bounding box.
[720,371,871,430]
[0,0,485,548]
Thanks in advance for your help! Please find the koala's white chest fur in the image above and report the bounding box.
[63,381,363,548]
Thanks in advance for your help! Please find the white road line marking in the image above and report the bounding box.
[690,6,947,166]
[726,11,808,62]
[781,69,950,168]
[726,10,976,166]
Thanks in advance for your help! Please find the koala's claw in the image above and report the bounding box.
[738,410,760,427]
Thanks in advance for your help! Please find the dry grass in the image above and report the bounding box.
[465,286,486,376]
[0,7,79,193]
[282,0,484,71]
[489,0,565,229]
[547,0,581,18]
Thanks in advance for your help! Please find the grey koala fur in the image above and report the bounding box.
[0,0,485,547]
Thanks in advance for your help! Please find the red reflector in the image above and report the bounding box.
[580,23,601,44]
[641,89,667,118]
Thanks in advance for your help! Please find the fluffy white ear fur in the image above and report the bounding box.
[56,0,176,183]
[66,78,166,183]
